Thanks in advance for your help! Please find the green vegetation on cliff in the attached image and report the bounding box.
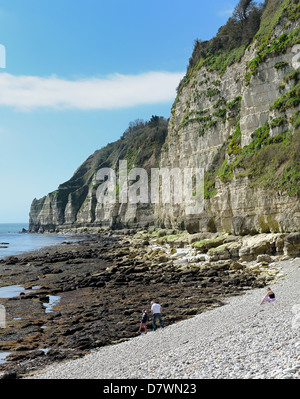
[60,115,167,187]
[177,0,266,93]
[177,0,299,93]
[199,0,300,199]
[246,26,300,85]
[205,121,300,198]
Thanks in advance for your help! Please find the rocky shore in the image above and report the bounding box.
[0,228,299,378]
[29,258,300,380]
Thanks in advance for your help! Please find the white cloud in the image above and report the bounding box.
[218,8,234,16]
[0,71,184,111]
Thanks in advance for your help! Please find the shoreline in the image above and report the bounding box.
[0,228,86,260]
[28,257,300,379]
[0,229,299,378]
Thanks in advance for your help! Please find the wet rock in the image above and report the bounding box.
[6,256,19,265]
[1,370,17,379]
[63,326,84,336]
[46,349,67,361]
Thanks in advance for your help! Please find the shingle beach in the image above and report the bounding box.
[27,258,300,379]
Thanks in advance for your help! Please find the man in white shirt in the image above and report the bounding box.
[151,301,164,331]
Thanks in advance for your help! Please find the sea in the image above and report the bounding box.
[0,223,78,259]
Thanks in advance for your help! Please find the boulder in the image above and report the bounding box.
[188,232,214,244]
[239,234,277,261]
[230,262,246,270]
[158,255,169,263]
[192,236,226,253]
[207,245,231,261]
[256,254,273,263]
[239,247,253,262]
[173,257,189,266]
[226,242,242,259]
[284,233,300,257]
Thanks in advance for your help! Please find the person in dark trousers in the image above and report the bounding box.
[151,301,164,331]
[138,310,148,334]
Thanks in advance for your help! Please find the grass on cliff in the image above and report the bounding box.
[176,0,265,94]
[176,0,299,94]
[238,127,300,196]
[246,26,300,85]
[254,0,300,51]
[205,126,300,198]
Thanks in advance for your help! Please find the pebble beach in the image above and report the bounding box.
[28,258,300,380]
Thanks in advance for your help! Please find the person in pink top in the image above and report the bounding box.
[260,287,276,305]
[138,309,148,334]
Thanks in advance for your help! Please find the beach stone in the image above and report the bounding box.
[256,254,273,263]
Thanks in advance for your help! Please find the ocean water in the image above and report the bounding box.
[0,223,78,259]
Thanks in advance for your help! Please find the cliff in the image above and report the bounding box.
[29,117,168,232]
[29,0,300,234]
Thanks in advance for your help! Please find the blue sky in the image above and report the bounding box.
[0,0,237,223]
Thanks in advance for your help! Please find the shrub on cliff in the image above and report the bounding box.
[183,0,265,83]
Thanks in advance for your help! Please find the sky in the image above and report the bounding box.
[0,0,237,223]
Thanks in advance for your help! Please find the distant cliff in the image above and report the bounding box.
[29,117,168,232]
[29,0,300,234]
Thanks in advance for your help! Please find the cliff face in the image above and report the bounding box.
[157,0,300,234]
[29,0,300,234]
[29,117,168,232]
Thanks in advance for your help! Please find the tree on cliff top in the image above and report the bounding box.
[233,0,259,22]
[184,0,266,79]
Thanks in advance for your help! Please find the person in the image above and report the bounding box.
[260,287,276,305]
[151,301,164,331]
[138,310,148,334]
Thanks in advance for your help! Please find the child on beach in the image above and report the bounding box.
[260,287,276,305]
[138,310,148,334]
